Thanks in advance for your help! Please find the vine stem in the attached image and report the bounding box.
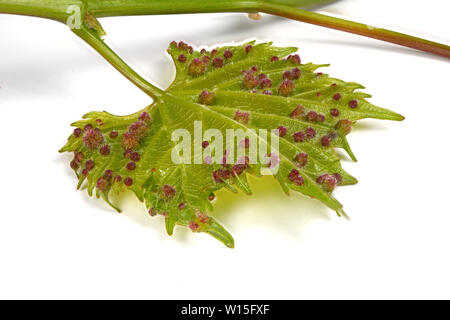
[1,0,449,58]
[259,2,450,58]
[88,0,450,59]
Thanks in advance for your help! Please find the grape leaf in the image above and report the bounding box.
[60,41,403,248]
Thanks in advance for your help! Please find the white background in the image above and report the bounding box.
[0,0,449,299]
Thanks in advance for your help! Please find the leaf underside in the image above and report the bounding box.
[60,41,403,248]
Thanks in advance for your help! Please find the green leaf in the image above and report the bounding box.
[60,41,403,248]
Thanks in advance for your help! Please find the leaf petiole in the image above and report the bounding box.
[72,25,164,100]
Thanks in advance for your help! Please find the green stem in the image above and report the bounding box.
[1,1,449,58]
[86,0,450,59]
[0,0,80,22]
[259,2,450,59]
[0,0,329,20]
[72,25,164,100]
[1,0,449,58]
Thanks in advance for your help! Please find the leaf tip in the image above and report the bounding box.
[205,218,235,248]
[337,208,350,220]
[342,138,357,162]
